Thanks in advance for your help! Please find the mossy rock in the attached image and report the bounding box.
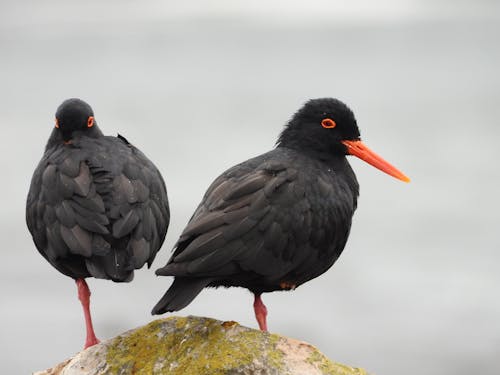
[34,316,368,375]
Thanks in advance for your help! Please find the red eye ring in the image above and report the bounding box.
[321,118,336,128]
[87,116,94,128]
[55,118,59,128]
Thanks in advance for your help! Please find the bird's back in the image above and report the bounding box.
[26,134,169,282]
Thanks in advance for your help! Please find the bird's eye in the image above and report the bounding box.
[321,118,336,128]
[87,116,94,128]
[55,118,59,128]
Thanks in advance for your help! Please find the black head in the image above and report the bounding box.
[278,98,410,182]
[277,98,360,157]
[54,98,99,142]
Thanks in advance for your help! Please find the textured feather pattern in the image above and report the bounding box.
[155,147,358,297]
[26,132,170,282]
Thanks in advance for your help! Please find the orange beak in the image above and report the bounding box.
[342,140,410,182]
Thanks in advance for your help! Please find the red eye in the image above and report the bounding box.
[321,118,336,128]
[87,116,94,128]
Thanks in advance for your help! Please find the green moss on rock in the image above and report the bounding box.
[106,316,284,374]
[36,316,369,375]
[306,350,368,375]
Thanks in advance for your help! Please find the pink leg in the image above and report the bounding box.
[253,293,268,332]
[75,279,100,349]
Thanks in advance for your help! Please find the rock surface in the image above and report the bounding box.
[34,316,368,375]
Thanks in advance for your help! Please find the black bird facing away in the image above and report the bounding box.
[152,98,409,331]
[26,98,170,348]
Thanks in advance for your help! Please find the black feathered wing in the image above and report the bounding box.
[156,149,356,291]
[166,165,310,281]
[26,135,169,281]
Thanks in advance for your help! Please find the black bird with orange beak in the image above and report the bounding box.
[152,98,408,331]
[26,98,170,348]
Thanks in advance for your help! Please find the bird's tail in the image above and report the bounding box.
[151,277,213,315]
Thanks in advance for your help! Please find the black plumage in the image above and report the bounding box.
[26,98,170,348]
[152,98,408,331]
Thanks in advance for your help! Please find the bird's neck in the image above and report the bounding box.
[276,138,345,164]
[45,125,104,150]
[277,144,360,202]
[335,157,360,201]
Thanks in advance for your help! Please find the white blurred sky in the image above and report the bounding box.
[2,0,499,29]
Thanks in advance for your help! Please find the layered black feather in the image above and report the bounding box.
[27,129,169,282]
[153,147,358,313]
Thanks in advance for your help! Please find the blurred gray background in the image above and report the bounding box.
[1,1,499,374]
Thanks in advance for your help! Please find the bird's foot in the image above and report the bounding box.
[84,335,100,349]
[76,279,100,350]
